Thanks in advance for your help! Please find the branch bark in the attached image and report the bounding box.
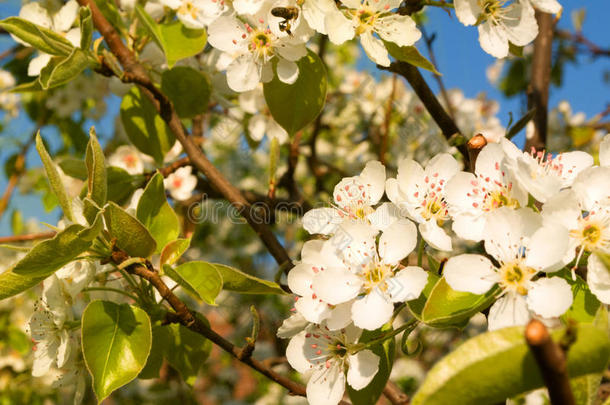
[526,11,554,151]
[525,319,575,405]
[0,231,56,244]
[78,0,292,268]
[383,61,470,166]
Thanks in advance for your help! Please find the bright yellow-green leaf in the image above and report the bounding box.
[165,261,222,305]
[104,202,157,258]
[36,133,74,221]
[213,263,286,295]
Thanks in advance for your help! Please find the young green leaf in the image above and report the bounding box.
[0,17,74,56]
[0,224,94,300]
[79,6,93,50]
[38,48,90,90]
[84,128,107,223]
[106,167,141,204]
[81,301,152,404]
[36,133,74,222]
[104,202,157,258]
[120,86,175,164]
[136,172,180,253]
[160,238,191,266]
[165,261,223,305]
[384,42,441,75]
[263,50,327,135]
[161,66,211,118]
[506,108,536,140]
[421,276,499,328]
[213,263,286,295]
[411,324,610,405]
[560,272,600,324]
[408,272,439,320]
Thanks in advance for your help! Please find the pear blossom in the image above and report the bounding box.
[308,220,427,330]
[315,0,421,66]
[386,153,461,251]
[599,133,610,167]
[17,0,81,76]
[286,323,379,405]
[500,138,594,203]
[160,0,227,29]
[164,166,198,201]
[108,145,154,175]
[527,0,562,14]
[454,0,538,59]
[444,207,573,330]
[207,10,308,92]
[267,0,315,42]
[302,161,387,235]
[238,86,289,144]
[445,142,527,242]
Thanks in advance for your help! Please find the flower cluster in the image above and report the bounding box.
[280,134,609,404]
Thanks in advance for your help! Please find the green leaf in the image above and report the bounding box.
[135,7,207,68]
[36,133,74,221]
[9,79,43,93]
[263,49,327,135]
[107,167,141,204]
[0,17,74,56]
[58,157,87,180]
[79,6,93,50]
[104,202,157,258]
[81,301,152,404]
[408,272,439,320]
[506,108,536,140]
[161,66,211,118]
[120,86,175,164]
[411,324,610,405]
[136,172,180,253]
[84,128,108,223]
[165,261,222,305]
[160,238,191,266]
[385,42,441,75]
[38,48,90,90]
[93,0,123,32]
[213,263,286,295]
[508,42,524,57]
[0,224,93,300]
[561,273,600,324]
[571,373,602,405]
[421,276,498,328]
[348,326,395,405]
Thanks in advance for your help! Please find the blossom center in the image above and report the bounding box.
[572,216,609,252]
[123,154,138,168]
[498,261,535,295]
[482,188,520,212]
[178,1,199,19]
[360,259,393,293]
[247,28,275,61]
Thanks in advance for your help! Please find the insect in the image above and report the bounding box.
[271,6,299,36]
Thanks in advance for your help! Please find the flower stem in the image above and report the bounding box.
[422,0,454,8]
[357,318,419,351]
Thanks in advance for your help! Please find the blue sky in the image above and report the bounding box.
[0,0,608,236]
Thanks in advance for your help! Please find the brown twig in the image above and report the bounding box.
[526,12,555,151]
[383,380,410,404]
[420,26,455,120]
[78,0,292,268]
[380,74,397,165]
[525,319,575,405]
[555,29,610,58]
[0,133,37,221]
[0,231,56,244]
[382,61,470,166]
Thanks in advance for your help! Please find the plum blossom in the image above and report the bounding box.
[164,166,198,201]
[313,0,421,66]
[207,9,308,92]
[454,0,538,58]
[445,142,527,242]
[17,0,81,76]
[386,153,461,251]
[302,161,387,235]
[286,323,379,405]
[500,138,594,203]
[444,207,573,330]
[160,0,227,28]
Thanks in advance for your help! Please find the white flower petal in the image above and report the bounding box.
[374,14,421,47]
[28,53,52,76]
[295,295,331,323]
[526,277,573,318]
[53,0,79,33]
[599,134,610,167]
[325,8,355,44]
[303,208,343,234]
[388,266,428,302]
[277,313,309,338]
[307,365,346,405]
[419,220,452,252]
[19,2,52,28]
[208,17,248,53]
[531,0,562,13]
[226,56,260,92]
[378,219,417,264]
[313,268,362,305]
[525,223,569,272]
[451,212,487,242]
[359,160,386,205]
[326,301,354,331]
[351,290,394,330]
[346,350,380,390]
[360,31,391,67]
[276,58,299,84]
[286,331,310,373]
[587,254,610,305]
[248,114,267,141]
[478,21,509,59]
[487,294,530,331]
[444,254,498,294]
[287,263,315,297]
[454,0,479,25]
[367,202,401,231]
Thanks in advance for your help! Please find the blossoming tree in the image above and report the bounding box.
[0,0,608,404]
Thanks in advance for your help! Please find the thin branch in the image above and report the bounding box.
[526,11,554,150]
[383,380,410,405]
[525,319,575,405]
[0,231,56,244]
[0,133,37,221]
[380,74,397,165]
[382,61,470,165]
[78,0,292,268]
[555,29,610,58]
[420,26,455,120]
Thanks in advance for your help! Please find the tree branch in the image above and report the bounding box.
[0,132,37,221]
[526,11,554,151]
[382,61,470,166]
[78,0,292,268]
[383,380,410,404]
[0,231,56,244]
[525,319,575,405]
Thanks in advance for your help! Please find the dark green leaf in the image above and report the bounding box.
[161,66,211,118]
[264,49,327,135]
[506,108,536,140]
[107,167,141,204]
[79,6,93,50]
[84,128,107,223]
